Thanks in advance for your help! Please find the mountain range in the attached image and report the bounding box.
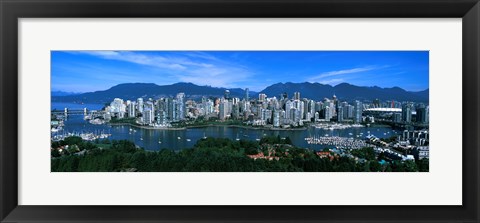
[51,82,428,104]
[260,82,428,102]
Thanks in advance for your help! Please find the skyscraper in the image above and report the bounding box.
[337,105,344,122]
[143,101,155,124]
[224,90,230,100]
[259,93,267,102]
[110,98,126,118]
[137,98,144,113]
[245,88,249,101]
[402,102,413,123]
[294,92,300,100]
[219,100,229,120]
[416,104,429,123]
[353,100,363,123]
[273,110,280,127]
[127,101,136,118]
[176,93,185,120]
[324,106,331,122]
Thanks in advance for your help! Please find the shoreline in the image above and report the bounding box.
[108,122,307,131]
[108,123,186,130]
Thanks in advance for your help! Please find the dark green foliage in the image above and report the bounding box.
[51,137,428,172]
[351,147,376,161]
[416,159,429,172]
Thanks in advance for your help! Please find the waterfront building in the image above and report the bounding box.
[337,105,344,122]
[176,93,186,120]
[205,100,214,115]
[128,101,136,118]
[156,110,166,125]
[324,106,331,121]
[137,98,144,113]
[143,108,154,124]
[308,100,315,118]
[260,108,271,123]
[219,100,230,120]
[285,100,293,121]
[166,98,176,122]
[143,101,155,124]
[110,98,126,118]
[346,104,354,119]
[302,99,309,120]
[273,110,280,127]
[293,108,301,123]
[353,100,363,123]
[232,103,240,119]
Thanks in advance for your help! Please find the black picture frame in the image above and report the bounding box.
[1,0,479,222]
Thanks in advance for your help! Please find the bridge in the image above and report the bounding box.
[51,108,105,116]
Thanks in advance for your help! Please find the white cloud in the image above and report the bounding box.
[68,51,254,89]
[308,66,382,82]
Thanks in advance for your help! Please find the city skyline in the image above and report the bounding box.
[51,51,429,93]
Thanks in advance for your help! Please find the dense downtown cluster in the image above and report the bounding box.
[51,89,429,172]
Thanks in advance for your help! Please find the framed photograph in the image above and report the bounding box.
[1,0,479,222]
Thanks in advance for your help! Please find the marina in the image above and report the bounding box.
[51,105,399,151]
[305,136,368,149]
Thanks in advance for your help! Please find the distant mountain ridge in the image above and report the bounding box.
[52,82,428,104]
[260,82,429,102]
[51,82,256,104]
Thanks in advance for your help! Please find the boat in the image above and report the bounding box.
[186,139,191,142]
[177,137,181,140]
[140,137,143,141]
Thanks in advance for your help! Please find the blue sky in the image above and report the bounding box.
[51,51,429,93]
